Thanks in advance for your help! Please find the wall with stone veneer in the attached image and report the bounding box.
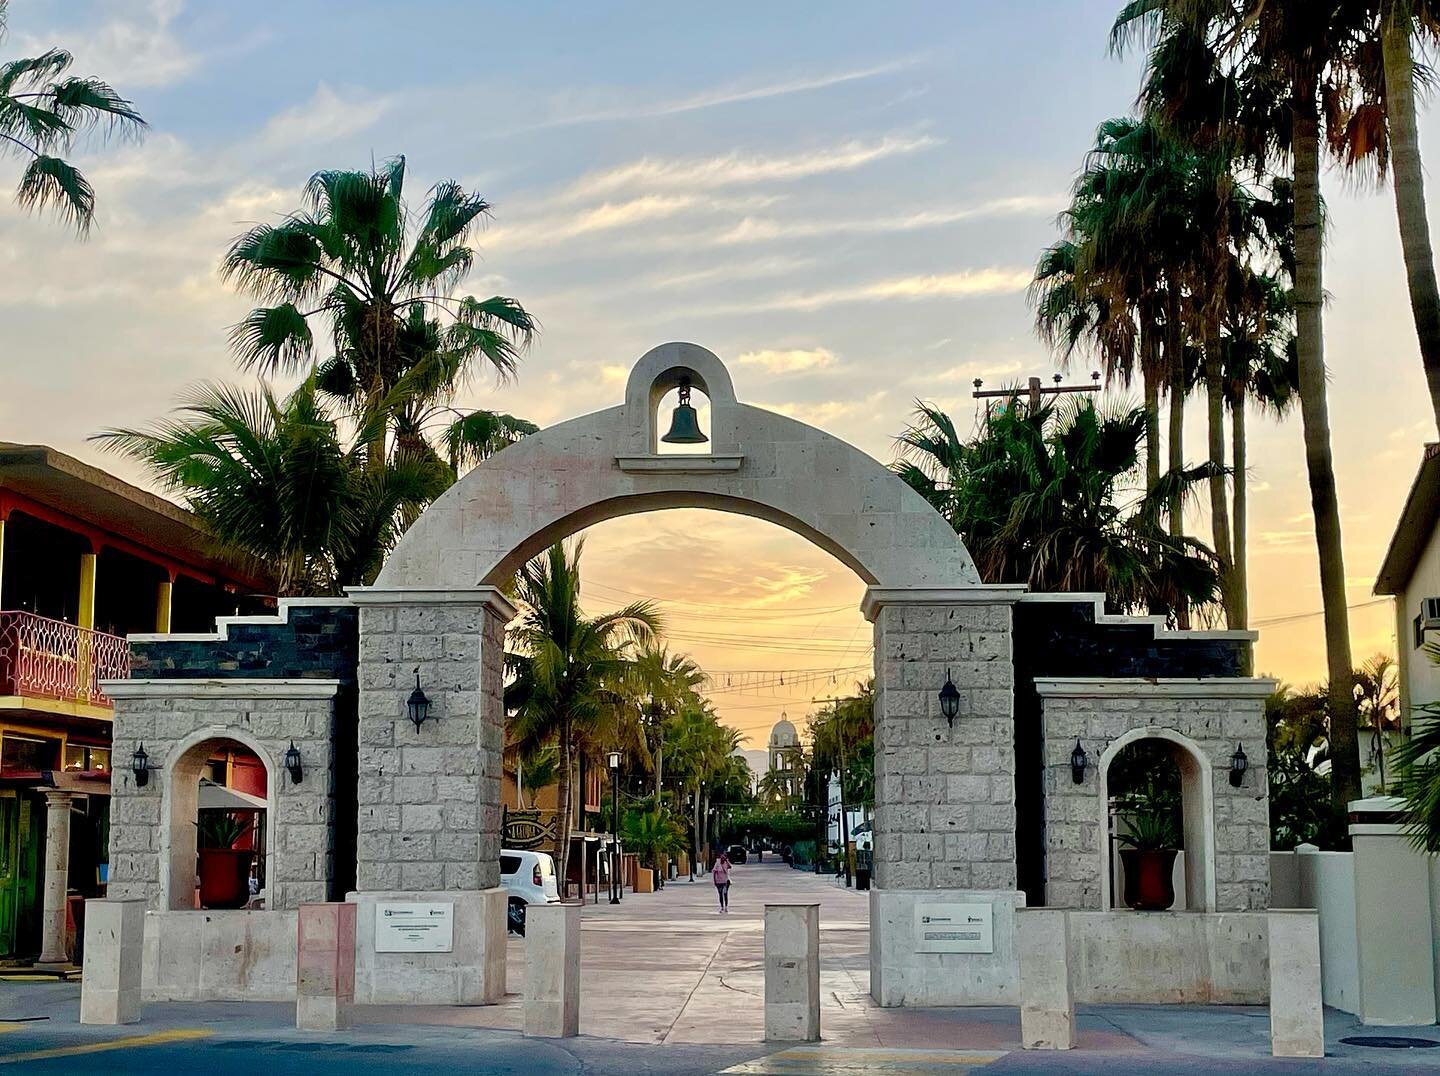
[872,600,1018,890]
[354,598,507,892]
[106,684,340,910]
[1040,684,1271,911]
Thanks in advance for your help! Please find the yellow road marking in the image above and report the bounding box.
[0,1027,212,1065]
[0,1027,25,1036]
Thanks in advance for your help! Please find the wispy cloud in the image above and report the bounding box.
[735,348,838,374]
[484,193,779,251]
[751,268,1033,313]
[564,134,940,200]
[651,255,816,291]
[255,84,395,152]
[714,194,1062,245]
[531,56,922,130]
[19,0,196,89]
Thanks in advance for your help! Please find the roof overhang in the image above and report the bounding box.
[1376,443,1440,596]
[0,443,271,592]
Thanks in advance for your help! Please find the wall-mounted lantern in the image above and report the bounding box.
[284,740,303,785]
[1070,740,1088,785]
[131,743,151,788]
[938,669,961,727]
[1229,743,1248,788]
[407,668,433,733]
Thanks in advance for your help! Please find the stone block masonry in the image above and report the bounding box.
[865,591,1024,891]
[350,587,513,892]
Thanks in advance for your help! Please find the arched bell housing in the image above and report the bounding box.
[660,377,708,444]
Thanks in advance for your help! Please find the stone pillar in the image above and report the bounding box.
[1268,910,1324,1058]
[37,790,73,965]
[79,899,144,1024]
[297,903,356,1031]
[863,589,1023,891]
[1350,798,1438,1025]
[1018,909,1073,1049]
[525,902,580,1038]
[764,902,820,1042]
[350,587,513,892]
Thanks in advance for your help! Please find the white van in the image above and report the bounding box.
[500,848,561,935]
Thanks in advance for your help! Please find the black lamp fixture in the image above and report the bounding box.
[131,743,150,788]
[1229,743,1248,787]
[660,377,708,445]
[1070,739,1088,785]
[407,668,432,733]
[284,740,303,785]
[938,669,961,727]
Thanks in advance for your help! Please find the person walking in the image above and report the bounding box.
[712,849,732,913]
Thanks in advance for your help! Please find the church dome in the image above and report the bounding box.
[769,715,798,747]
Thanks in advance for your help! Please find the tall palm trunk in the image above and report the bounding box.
[1203,333,1236,626]
[1231,401,1249,636]
[1382,0,1440,433]
[1294,88,1360,813]
[556,714,574,897]
[1142,320,1162,494]
[1165,287,1191,629]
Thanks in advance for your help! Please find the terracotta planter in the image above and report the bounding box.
[634,868,655,894]
[198,848,253,909]
[1119,848,1178,911]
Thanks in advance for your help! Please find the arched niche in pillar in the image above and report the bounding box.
[1097,727,1216,913]
[160,728,278,911]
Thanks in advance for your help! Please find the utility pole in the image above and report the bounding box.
[973,371,1102,411]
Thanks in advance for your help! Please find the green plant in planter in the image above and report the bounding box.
[1116,808,1181,852]
[197,812,248,850]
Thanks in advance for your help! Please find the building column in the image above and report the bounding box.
[37,790,73,965]
[155,575,174,634]
[77,549,97,630]
[0,513,7,608]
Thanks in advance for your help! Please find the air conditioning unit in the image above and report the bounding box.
[1424,597,1440,631]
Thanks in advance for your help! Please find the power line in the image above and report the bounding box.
[1252,597,1390,629]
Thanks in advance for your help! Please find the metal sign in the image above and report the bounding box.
[914,902,994,954]
[375,902,454,953]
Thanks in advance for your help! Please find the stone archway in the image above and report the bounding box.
[347,342,1025,1005]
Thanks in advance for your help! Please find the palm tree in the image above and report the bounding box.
[895,397,1220,616]
[0,0,145,232]
[633,645,705,803]
[94,378,447,595]
[506,541,661,889]
[1374,0,1440,431]
[220,156,537,474]
[1114,0,1366,812]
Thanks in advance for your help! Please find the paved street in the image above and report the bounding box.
[3,861,1440,1071]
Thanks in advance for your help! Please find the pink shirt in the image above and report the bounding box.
[713,857,731,884]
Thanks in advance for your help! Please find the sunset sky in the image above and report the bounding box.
[0,1,1422,747]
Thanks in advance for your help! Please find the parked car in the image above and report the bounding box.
[501,848,561,935]
[726,845,748,865]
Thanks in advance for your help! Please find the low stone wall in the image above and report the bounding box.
[1067,911,1268,1004]
[142,910,296,1002]
[869,887,1026,1007]
[347,888,506,1005]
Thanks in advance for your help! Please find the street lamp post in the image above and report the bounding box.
[608,750,622,904]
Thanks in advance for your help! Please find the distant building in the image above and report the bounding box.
[0,443,271,962]
[1376,442,1440,719]
[767,713,802,799]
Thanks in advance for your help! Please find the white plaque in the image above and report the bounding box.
[914,902,993,954]
[375,902,454,953]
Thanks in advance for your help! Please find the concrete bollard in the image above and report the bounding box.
[79,898,145,1025]
[764,902,820,1042]
[1268,910,1324,1058]
[297,903,357,1031]
[1018,908,1074,1049]
[525,903,580,1037]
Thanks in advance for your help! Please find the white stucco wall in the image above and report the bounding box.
[1398,523,1440,718]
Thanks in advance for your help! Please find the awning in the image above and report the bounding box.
[198,780,266,811]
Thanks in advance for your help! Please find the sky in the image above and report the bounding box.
[0,0,1427,748]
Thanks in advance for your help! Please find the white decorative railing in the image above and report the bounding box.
[0,610,130,707]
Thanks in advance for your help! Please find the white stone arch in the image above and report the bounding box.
[375,342,981,591]
[1097,726,1217,913]
[159,725,279,911]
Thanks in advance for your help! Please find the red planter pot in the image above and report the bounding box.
[1119,848,1178,911]
[198,848,254,909]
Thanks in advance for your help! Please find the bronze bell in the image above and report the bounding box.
[660,378,708,444]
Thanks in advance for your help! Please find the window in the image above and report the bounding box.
[0,733,60,773]
[62,744,110,773]
[500,854,521,876]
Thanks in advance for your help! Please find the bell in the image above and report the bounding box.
[660,379,709,444]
